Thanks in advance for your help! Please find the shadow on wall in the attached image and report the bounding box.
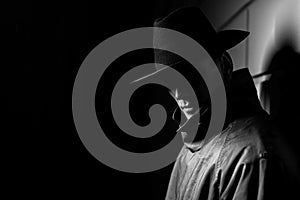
[259,41,300,191]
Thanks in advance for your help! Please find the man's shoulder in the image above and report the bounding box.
[221,113,275,164]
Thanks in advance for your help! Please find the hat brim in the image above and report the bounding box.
[217,30,250,51]
[131,30,250,83]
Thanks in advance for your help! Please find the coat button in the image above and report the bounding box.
[259,151,268,158]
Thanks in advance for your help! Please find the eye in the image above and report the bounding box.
[169,89,185,105]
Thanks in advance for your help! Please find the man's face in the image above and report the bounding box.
[149,59,212,141]
[169,88,199,129]
[169,86,205,141]
[164,57,213,141]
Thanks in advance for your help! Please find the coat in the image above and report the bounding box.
[165,68,292,200]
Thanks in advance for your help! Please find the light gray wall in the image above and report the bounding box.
[200,0,300,96]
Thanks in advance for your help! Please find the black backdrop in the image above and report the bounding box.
[8,0,300,198]
[10,0,182,199]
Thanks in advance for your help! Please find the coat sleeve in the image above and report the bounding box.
[220,152,289,200]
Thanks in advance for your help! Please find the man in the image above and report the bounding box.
[135,6,291,200]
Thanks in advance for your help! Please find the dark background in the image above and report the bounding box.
[7,0,300,198]
[9,0,179,199]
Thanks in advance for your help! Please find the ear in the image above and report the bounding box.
[219,51,233,81]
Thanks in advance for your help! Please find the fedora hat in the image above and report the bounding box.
[154,6,249,61]
[133,6,250,83]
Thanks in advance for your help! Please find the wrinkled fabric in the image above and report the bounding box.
[165,68,291,200]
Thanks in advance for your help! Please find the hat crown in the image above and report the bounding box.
[154,6,220,58]
[153,6,250,59]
